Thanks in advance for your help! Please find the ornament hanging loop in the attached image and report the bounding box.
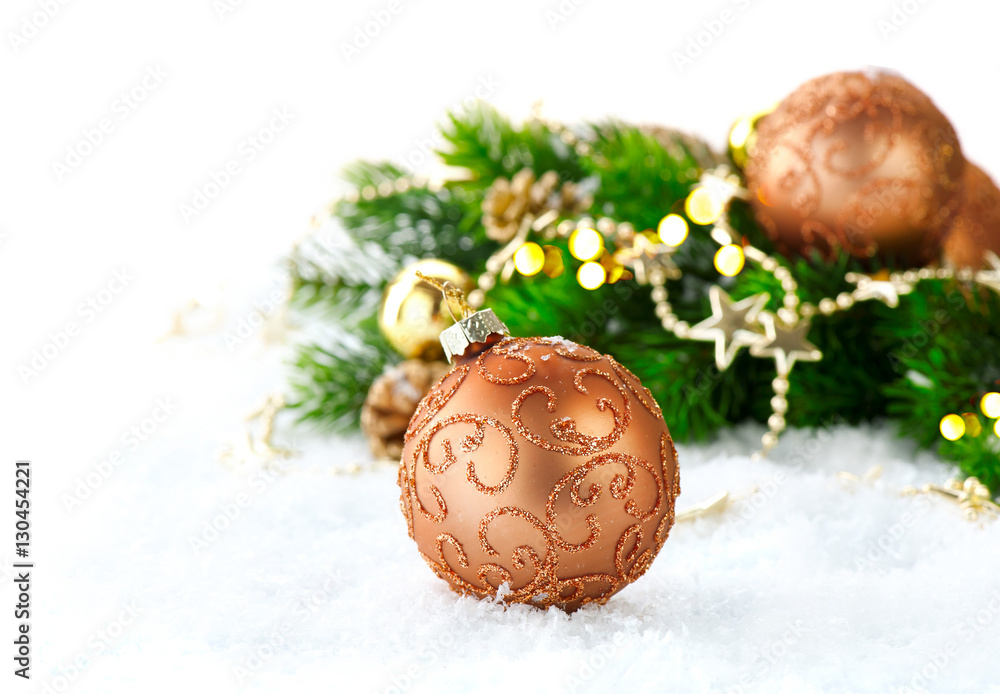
[416,270,510,364]
[415,271,475,321]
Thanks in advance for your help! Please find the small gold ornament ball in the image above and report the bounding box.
[942,163,1000,270]
[399,336,680,611]
[379,260,473,360]
[744,71,965,267]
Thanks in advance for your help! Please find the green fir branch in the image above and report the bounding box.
[438,103,586,188]
[282,104,1000,489]
[285,315,397,433]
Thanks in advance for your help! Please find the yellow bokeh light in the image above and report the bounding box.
[577,261,606,290]
[995,419,1000,438]
[981,392,1000,419]
[568,227,604,261]
[962,413,983,438]
[729,117,752,152]
[657,214,689,247]
[940,414,965,441]
[714,245,745,277]
[514,242,545,276]
[685,186,725,225]
[542,245,565,279]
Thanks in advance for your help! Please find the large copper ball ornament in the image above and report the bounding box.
[745,71,965,267]
[943,163,1000,270]
[398,337,680,611]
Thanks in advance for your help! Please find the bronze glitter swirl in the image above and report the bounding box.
[614,524,644,575]
[655,432,681,550]
[404,364,469,443]
[510,369,631,456]
[435,533,470,569]
[476,341,536,385]
[544,452,664,553]
[413,414,519,504]
[608,357,664,421]
[766,139,822,218]
[479,506,551,558]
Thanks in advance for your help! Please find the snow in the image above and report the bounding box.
[538,335,579,351]
[30,327,1000,693]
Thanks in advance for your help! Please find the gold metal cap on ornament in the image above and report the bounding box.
[414,270,510,363]
[439,308,509,363]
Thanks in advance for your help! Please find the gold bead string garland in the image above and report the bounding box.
[217,162,1000,531]
[473,161,1000,459]
[468,212,651,308]
[333,174,446,208]
[299,112,1000,463]
[207,111,1000,578]
[297,149,1000,460]
[654,169,1000,456]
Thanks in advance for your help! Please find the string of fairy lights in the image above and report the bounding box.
[941,393,1000,441]
[300,112,1000,457]
[480,152,1000,456]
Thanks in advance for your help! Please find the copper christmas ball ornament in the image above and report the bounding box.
[943,163,1000,270]
[744,71,965,267]
[399,329,680,611]
[379,259,473,360]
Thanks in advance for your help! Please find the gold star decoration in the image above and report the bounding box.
[749,312,822,375]
[218,394,295,471]
[837,464,884,487]
[687,287,769,369]
[977,252,1000,295]
[699,166,749,205]
[846,272,914,308]
[903,476,999,521]
[614,233,679,284]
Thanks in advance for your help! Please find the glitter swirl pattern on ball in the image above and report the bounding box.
[398,336,680,611]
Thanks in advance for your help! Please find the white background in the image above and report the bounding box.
[5,0,1000,463]
[2,1,1000,692]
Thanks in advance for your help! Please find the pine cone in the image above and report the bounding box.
[482,168,592,243]
[361,360,452,460]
